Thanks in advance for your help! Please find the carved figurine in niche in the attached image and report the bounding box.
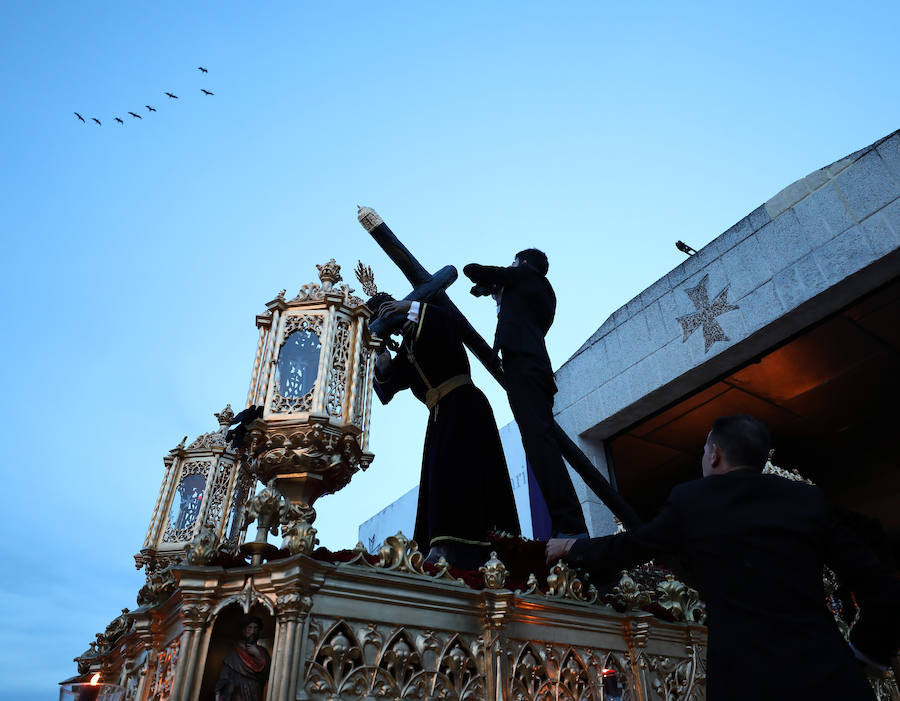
[214,616,271,701]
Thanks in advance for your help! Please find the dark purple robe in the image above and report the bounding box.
[374,303,520,548]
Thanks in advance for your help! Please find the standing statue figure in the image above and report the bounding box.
[464,250,588,539]
[367,292,520,569]
[214,616,271,701]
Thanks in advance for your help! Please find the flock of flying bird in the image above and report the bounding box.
[73,67,214,126]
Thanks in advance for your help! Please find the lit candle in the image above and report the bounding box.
[75,673,102,701]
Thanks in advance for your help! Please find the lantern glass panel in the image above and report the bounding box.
[168,473,206,533]
[276,329,321,398]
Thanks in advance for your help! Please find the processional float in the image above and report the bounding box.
[64,208,896,701]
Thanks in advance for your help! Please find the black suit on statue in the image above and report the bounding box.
[463,263,587,535]
[565,470,900,700]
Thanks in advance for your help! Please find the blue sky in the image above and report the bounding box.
[1,2,898,697]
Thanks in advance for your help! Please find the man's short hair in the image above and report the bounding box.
[708,415,771,472]
[516,248,549,276]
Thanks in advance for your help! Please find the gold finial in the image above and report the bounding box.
[357,205,384,232]
[354,261,378,296]
[316,259,342,286]
[480,551,509,590]
[214,404,234,428]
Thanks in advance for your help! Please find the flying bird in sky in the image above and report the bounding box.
[145,105,156,112]
[114,117,124,124]
[198,66,207,73]
[165,92,178,99]
[91,118,101,126]
[201,89,214,96]
[128,111,142,119]
[74,112,85,123]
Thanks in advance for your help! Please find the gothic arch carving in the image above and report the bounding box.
[212,578,275,617]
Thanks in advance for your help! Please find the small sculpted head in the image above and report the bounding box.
[241,616,263,644]
[702,414,771,477]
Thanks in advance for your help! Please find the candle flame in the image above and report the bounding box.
[89,672,101,686]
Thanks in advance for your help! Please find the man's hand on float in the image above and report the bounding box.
[545,538,576,565]
[379,300,412,318]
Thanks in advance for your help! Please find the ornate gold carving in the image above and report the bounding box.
[316,258,342,286]
[104,608,132,647]
[613,570,652,611]
[222,467,253,550]
[181,600,213,627]
[376,532,426,574]
[283,312,324,339]
[269,387,316,414]
[510,643,550,699]
[645,644,707,701]
[202,460,234,536]
[352,347,371,429]
[870,672,900,700]
[762,449,815,484]
[282,517,319,556]
[187,426,227,450]
[183,523,219,566]
[545,561,597,603]
[275,592,313,620]
[214,403,234,428]
[244,483,288,535]
[357,205,384,232]
[824,566,859,641]
[480,551,508,590]
[149,637,180,701]
[518,573,540,596]
[250,418,364,494]
[354,261,377,296]
[136,567,176,607]
[657,575,706,624]
[213,577,275,616]
[305,620,484,700]
[623,617,651,657]
[240,483,288,564]
[325,318,351,418]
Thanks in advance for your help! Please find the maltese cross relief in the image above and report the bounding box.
[676,273,739,353]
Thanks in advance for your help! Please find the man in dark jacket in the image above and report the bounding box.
[547,415,900,700]
[464,251,587,538]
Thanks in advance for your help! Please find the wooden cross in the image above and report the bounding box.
[358,207,643,530]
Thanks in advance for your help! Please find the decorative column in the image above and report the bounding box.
[169,590,214,701]
[266,590,313,701]
[480,553,514,701]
